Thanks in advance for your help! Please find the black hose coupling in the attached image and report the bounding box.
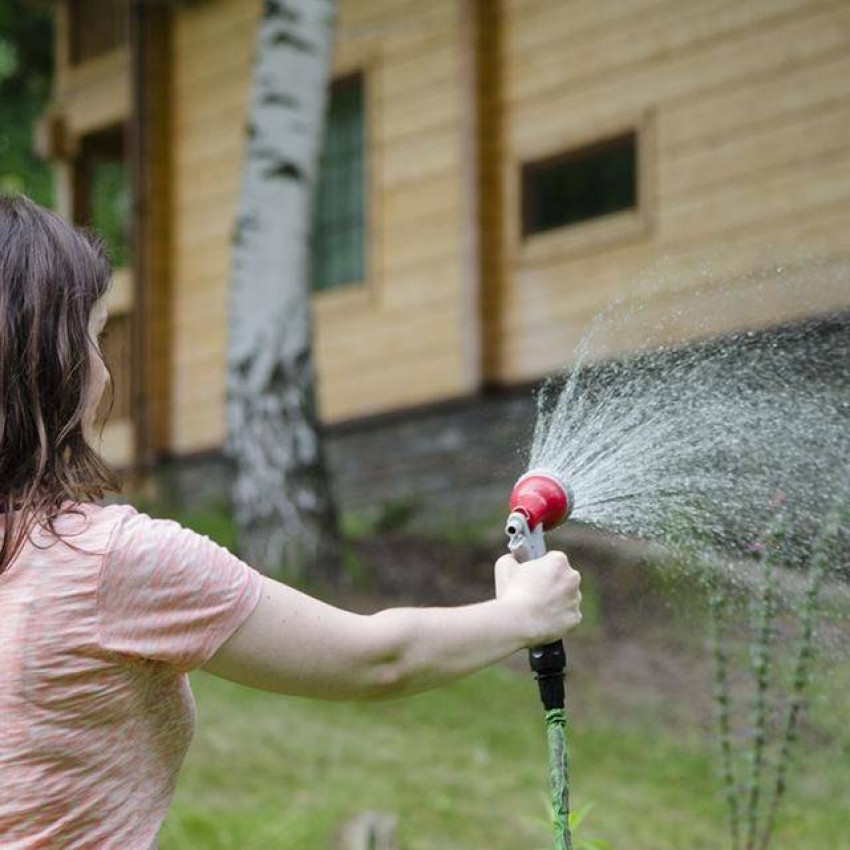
[529,639,566,711]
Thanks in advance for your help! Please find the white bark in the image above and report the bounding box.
[227,0,342,581]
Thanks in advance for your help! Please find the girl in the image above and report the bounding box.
[0,194,582,848]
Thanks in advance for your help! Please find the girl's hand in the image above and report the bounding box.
[494,551,582,646]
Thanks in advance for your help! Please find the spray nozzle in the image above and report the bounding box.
[505,470,572,714]
[509,470,574,532]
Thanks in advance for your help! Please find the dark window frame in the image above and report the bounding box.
[310,70,367,295]
[521,131,639,239]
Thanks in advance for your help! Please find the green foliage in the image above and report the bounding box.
[706,507,847,850]
[436,508,509,546]
[176,508,240,554]
[137,498,240,554]
[756,506,848,850]
[743,514,785,850]
[372,497,419,534]
[341,545,372,590]
[527,800,610,850]
[568,804,611,850]
[0,39,18,80]
[339,510,375,540]
[88,157,131,267]
[708,590,740,850]
[0,0,54,206]
[339,498,420,538]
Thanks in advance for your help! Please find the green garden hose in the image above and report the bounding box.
[546,707,571,850]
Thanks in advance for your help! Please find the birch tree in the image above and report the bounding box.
[227,0,342,582]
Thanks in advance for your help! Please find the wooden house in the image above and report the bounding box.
[38,0,850,496]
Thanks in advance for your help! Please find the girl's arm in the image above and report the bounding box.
[201,551,581,701]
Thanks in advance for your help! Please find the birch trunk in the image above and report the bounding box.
[227,0,342,582]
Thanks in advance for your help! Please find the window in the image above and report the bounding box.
[67,125,134,440]
[310,73,366,293]
[73,125,134,439]
[74,126,130,268]
[522,132,637,237]
[69,0,128,65]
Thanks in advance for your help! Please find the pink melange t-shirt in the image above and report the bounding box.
[0,500,265,848]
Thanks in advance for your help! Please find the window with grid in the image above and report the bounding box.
[522,132,638,237]
[310,73,366,293]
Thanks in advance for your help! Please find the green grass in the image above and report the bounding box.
[158,659,850,849]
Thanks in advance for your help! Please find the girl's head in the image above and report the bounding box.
[0,194,120,575]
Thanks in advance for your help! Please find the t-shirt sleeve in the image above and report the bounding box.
[96,505,264,674]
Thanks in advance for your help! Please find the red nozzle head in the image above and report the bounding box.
[509,470,574,531]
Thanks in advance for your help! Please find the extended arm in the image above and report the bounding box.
[201,552,581,701]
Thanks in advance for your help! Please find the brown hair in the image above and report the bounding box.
[0,194,120,576]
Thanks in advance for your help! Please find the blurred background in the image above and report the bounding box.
[2,1,849,848]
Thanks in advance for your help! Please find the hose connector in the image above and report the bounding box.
[530,640,567,711]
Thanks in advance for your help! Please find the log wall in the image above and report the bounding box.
[488,0,850,380]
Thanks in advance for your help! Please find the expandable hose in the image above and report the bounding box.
[546,708,571,850]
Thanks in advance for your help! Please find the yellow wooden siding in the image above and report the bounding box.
[169,0,253,453]
[475,0,506,392]
[488,0,850,383]
[97,272,135,470]
[54,45,130,142]
[169,0,475,453]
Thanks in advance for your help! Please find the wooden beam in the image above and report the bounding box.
[129,0,174,473]
[473,0,505,383]
[457,0,483,396]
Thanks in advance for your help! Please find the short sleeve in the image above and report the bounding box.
[96,506,264,674]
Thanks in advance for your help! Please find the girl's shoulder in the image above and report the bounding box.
[28,500,140,559]
[51,498,136,530]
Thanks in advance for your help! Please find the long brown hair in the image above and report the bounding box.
[0,194,121,576]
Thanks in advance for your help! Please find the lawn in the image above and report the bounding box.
[157,652,850,849]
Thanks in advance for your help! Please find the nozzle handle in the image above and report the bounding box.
[505,511,546,562]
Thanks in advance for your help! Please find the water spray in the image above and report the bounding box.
[505,469,575,850]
